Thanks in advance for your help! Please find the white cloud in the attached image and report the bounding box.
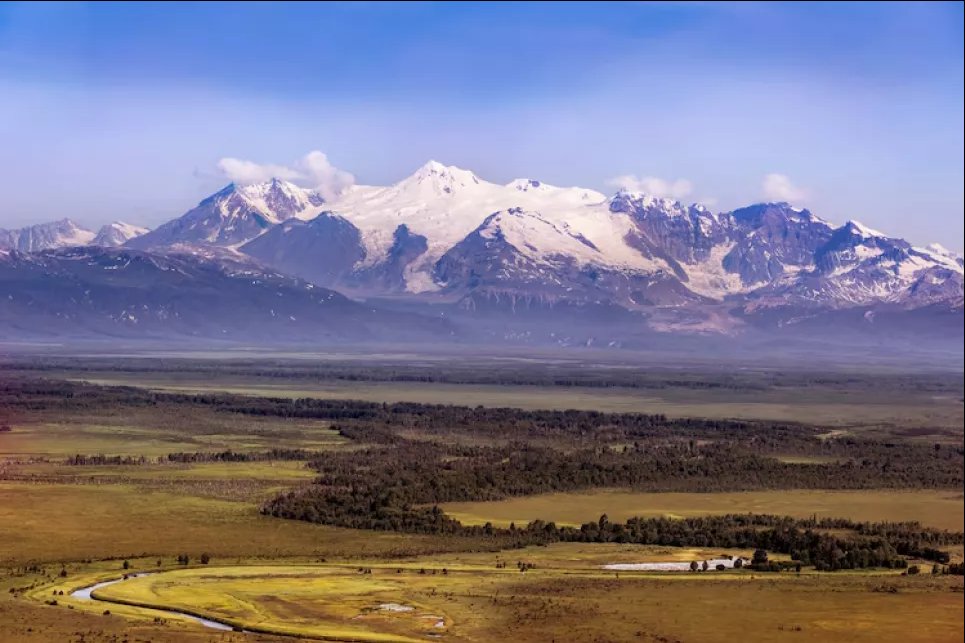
[217,151,355,200]
[695,196,718,208]
[297,151,356,199]
[761,173,806,203]
[216,158,302,185]
[606,174,694,200]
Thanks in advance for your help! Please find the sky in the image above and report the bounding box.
[1,2,962,251]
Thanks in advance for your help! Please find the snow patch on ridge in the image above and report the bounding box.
[685,243,762,298]
[845,220,886,239]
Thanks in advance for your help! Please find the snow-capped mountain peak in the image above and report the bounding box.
[913,243,964,273]
[103,159,962,329]
[127,178,327,250]
[926,242,955,258]
[395,160,484,196]
[0,218,95,252]
[93,221,150,247]
[843,219,887,239]
[235,178,325,221]
[608,190,690,217]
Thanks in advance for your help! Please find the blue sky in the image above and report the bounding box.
[1,1,962,250]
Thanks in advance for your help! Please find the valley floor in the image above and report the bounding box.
[440,488,965,533]
[0,357,962,642]
[9,555,963,643]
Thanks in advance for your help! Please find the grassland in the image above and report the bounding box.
[22,553,965,643]
[63,372,964,439]
[441,488,965,533]
[0,479,483,565]
[0,407,346,458]
[1,360,963,642]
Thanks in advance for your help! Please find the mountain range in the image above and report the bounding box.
[1,161,962,351]
[0,218,148,252]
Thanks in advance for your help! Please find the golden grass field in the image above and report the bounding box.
[17,551,964,643]
[2,468,962,643]
[0,480,464,565]
[440,488,965,533]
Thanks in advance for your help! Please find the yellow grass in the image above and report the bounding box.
[440,488,965,532]
[28,555,965,643]
[92,566,446,642]
[0,481,451,565]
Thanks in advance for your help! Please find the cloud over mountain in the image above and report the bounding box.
[607,175,694,200]
[762,173,806,203]
[217,151,355,200]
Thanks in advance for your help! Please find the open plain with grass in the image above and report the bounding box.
[441,488,965,533]
[55,371,965,441]
[12,553,964,643]
[1,355,962,642]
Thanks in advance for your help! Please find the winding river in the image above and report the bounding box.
[70,573,235,631]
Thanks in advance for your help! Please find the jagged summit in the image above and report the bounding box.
[128,177,327,250]
[236,178,325,217]
[609,190,692,217]
[0,218,96,252]
[843,219,887,239]
[28,158,949,337]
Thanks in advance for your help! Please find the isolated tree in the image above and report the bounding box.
[200,553,211,565]
[702,561,709,572]
[733,558,743,569]
[690,560,699,572]
[122,560,130,570]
